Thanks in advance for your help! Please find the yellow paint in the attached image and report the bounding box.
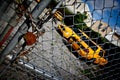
[54,11,63,21]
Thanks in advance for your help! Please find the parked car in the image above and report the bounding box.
[57,24,108,65]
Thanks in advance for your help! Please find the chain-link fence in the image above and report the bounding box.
[0,0,120,80]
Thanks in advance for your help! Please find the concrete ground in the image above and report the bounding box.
[23,19,91,80]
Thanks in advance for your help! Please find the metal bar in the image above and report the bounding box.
[41,0,64,25]
[0,14,25,46]
[0,3,15,22]
[0,0,34,41]
[0,26,14,47]
[0,0,52,64]
[0,24,12,41]
[32,0,52,19]
[0,3,15,41]
[51,0,64,14]
[0,14,16,41]
[3,55,61,80]
[0,0,12,20]
[19,62,60,80]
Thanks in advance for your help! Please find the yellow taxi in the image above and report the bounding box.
[57,24,108,65]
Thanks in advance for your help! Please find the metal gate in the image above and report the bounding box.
[0,0,120,80]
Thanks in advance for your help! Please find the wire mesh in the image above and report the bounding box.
[0,0,120,80]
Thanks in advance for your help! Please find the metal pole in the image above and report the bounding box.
[0,2,15,41]
[32,0,52,19]
[0,0,12,20]
[40,0,64,26]
[0,0,52,64]
[51,0,64,14]
[0,14,17,42]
